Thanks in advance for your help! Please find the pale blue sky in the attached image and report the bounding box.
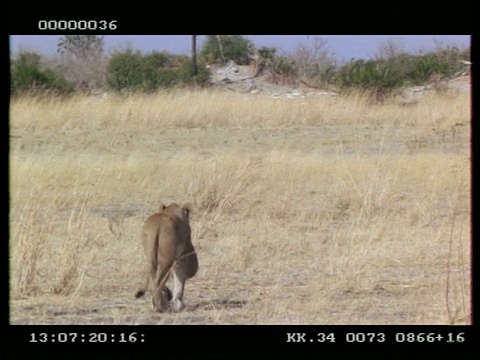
[9,35,470,62]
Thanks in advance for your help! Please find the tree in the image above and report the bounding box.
[290,36,337,85]
[56,35,106,90]
[200,35,253,65]
[57,35,104,60]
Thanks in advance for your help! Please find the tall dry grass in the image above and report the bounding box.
[9,89,470,324]
[10,88,468,130]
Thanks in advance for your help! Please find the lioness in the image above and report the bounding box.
[134,203,198,312]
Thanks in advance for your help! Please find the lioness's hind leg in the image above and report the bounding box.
[163,286,173,301]
[152,262,173,312]
[171,265,187,312]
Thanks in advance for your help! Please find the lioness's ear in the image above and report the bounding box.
[159,202,166,212]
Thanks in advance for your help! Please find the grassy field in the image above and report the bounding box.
[9,89,471,324]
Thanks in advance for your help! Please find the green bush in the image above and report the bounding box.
[142,52,178,91]
[152,68,178,89]
[177,60,211,86]
[410,54,449,84]
[107,50,144,91]
[258,47,297,77]
[336,59,403,100]
[335,45,470,100]
[404,47,468,85]
[107,50,211,92]
[11,51,74,96]
[200,35,253,65]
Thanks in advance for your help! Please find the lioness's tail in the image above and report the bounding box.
[134,226,160,299]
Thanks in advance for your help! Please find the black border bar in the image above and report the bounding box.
[6,325,474,357]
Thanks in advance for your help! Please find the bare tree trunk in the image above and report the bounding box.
[216,35,226,63]
[191,35,198,76]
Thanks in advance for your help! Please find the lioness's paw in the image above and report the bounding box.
[171,299,186,312]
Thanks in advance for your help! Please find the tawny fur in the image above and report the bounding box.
[134,203,198,312]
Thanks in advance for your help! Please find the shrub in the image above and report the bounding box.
[11,51,74,96]
[255,47,297,84]
[177,60,211,86]
[142,52,178,90]
[405,46,469,85]
[259,47,297,77]
[106,50,144,91]
[410,54,450,84]
[336,59,403,101]
[107,50,211,92]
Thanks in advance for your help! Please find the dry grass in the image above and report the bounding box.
[9,89,471,324]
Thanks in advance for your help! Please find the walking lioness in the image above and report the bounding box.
[134,203,198,312]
